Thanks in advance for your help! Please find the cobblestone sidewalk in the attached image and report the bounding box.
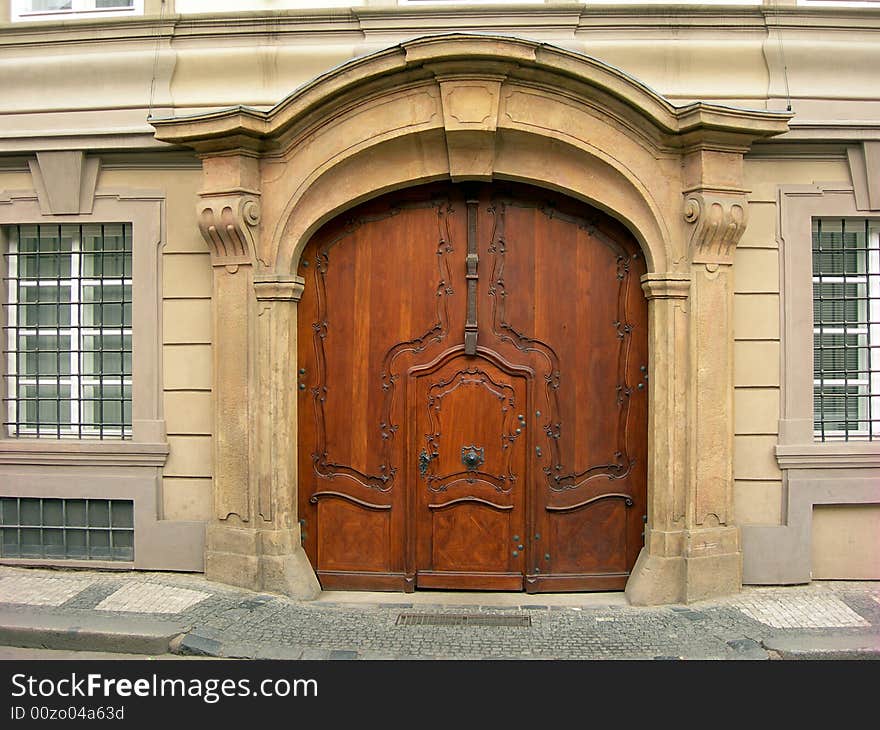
[0,565,878,660]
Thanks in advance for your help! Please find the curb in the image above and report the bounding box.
[173,629,317,660]
[761,634,880,660]
[0,613,189,656]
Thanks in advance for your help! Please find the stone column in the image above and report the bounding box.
[252,275,321,598]
[625,274,691,605]
[680,188,746,601]
[627,151,750,605]
[198,155,319,600]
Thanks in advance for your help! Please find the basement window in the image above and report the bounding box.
[0,497,134,561]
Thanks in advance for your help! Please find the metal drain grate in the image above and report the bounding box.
[396,613,531,627]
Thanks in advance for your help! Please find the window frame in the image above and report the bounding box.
[0,189,166,461]
[776,181,880,465]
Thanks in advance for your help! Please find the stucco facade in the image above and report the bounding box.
[0,1,878,604]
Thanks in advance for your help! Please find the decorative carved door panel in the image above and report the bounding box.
[409,353,529,590]
[297,182,647,592]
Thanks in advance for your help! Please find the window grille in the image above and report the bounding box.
[0,497,134,562]
[3,224,132,439]
[812,218,880,440]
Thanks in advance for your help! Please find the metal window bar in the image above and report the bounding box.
[0,497,133,561]
[812,218,880,441]
[2,224,132,439]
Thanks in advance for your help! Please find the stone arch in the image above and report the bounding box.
[276,128,670,276]
[151,33,790,605]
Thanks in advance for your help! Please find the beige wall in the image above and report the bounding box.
[733,164,787,528]
[812,505,880,579]
[1,7,880,155]
[734,154,879,579]
[734,155,853,497]
[0,156,206,570]
[100,165,213,523]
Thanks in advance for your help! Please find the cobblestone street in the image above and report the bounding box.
[1,565,878,660]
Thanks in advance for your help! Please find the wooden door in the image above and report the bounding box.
[409,353,529,590]
[297,182,647,592]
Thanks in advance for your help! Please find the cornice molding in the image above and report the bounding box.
[4,7,880,49]
[150,33,791,154]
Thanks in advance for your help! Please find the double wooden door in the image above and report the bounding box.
[297,182,647,592]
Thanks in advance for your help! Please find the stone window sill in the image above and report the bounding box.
[776,443,880,470]
[0,440,169,467]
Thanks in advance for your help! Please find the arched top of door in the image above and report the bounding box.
[151,33,791,276]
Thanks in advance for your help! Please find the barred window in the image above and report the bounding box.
[3,224,132,439]
[812,219,880,440]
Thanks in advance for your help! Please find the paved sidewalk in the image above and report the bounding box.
[0,565,878,660]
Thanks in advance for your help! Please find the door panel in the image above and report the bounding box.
[316,498,392,572]
[411,354,528,590]
[475,193,648,592]
[297,182,648,592]
[548,500,628,575]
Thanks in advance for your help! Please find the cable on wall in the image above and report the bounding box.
[770,0,793,112]
[147,0,168,121]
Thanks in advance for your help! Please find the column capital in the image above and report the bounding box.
[254,275,305,302]
[198,189,261,269]
[683,189,749,266]
[641,273,691,300]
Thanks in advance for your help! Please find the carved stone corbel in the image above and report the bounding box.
[683,191,748,267]
[198,191,261,269]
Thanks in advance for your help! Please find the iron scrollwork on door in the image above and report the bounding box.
[418,450,437,477]
[460,445,485,471]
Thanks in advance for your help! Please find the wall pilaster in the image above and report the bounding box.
[198,155,319,599]
[626,274,690,605]
[253,275,320,598]
[627,154,751,605]
[683,189,747,601]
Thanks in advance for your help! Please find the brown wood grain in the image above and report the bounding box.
[297,182,648,592]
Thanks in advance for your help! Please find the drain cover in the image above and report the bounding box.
[396,613,531,627]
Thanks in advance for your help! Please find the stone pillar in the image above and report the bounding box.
[626,274,691,605]
[680,188,746,601]
[627,151,750,605]
[252,275,321,598]
[198,155,320,600]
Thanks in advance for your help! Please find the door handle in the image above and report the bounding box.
[418,450,437,477]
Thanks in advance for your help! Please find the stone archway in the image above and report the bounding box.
[151,34,790,605]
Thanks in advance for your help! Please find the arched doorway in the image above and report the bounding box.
[296,182,648,592]
[152,33,789,604]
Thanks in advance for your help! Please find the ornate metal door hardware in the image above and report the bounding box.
[464,196,479,355]
[460,445,485,471]
[418,449,437,477]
